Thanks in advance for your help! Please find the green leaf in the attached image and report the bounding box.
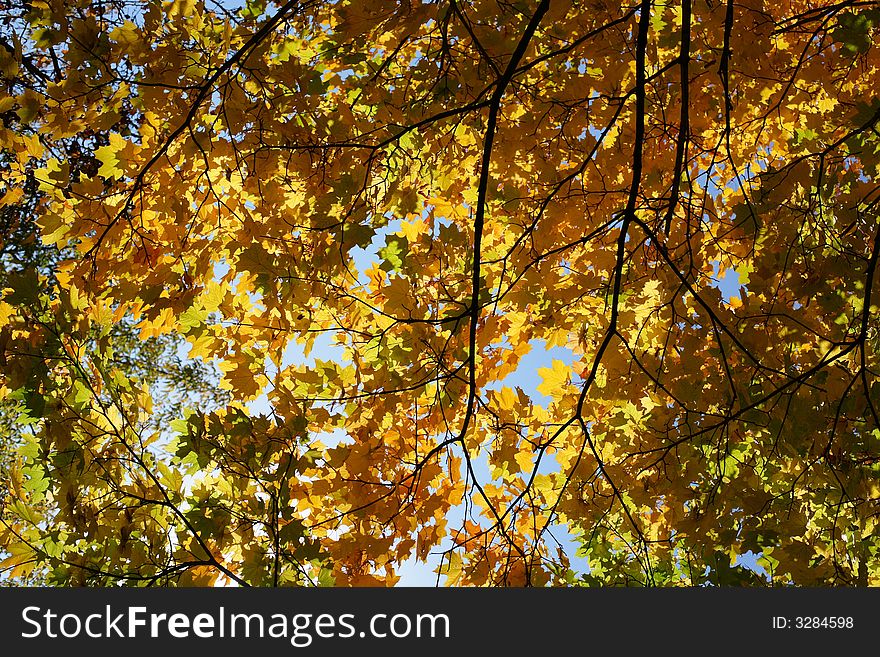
[379,235,407,272]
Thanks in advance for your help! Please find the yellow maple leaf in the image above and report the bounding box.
[514,448,534,473]
[398,218,426,242]
[95,133,129,179]
[497,386,516,411]
[0,301,14,327]
[536,359,570,398]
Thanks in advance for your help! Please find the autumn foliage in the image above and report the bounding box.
[1,0,880,586]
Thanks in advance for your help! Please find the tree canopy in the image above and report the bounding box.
[2,0,880,586]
